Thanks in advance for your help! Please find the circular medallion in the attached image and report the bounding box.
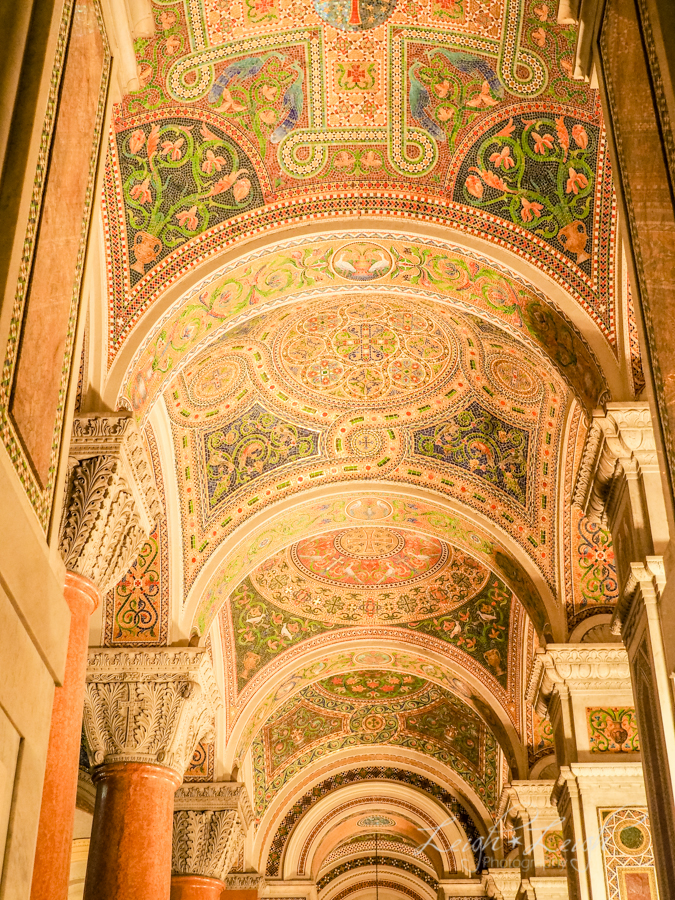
[274,295,456,408]
[332,243,394,278]
[291,527,447,587]
[346,498,393,520]
[349,428,383,457]
[490,357,541,399]
[335,527,405,558]
[357,815,395,827]
[615,821,649,854]
[353,651,393,666]
[188,359,241,404]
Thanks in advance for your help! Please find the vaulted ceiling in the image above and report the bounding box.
[91,0,632,892]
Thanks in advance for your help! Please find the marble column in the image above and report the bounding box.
[82,648,221,900]
[30,413,160,900]
[573,402,675,895]
[528,644,649,900]
[171,783,251,899]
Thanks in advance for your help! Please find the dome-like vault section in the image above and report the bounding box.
[248,672,501,822]
[218,529,526,734]
[161,291,574,610]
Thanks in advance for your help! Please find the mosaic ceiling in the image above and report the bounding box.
[96,0,628,885]
[220,527,521,696]
[104,0,618,364]
[251,671,500,820]
[162,290,574,600]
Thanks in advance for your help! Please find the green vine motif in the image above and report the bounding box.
[587,707,640,753]
[411,50,504,152]
[330,148,387,176]
[460,115,596,264]
[111,530,161,641]
[431,0,465,20]
[121,120,260,280]
[524,1,589,106]
[204,403,320,507]
[126,7,186,113]
[414,401,530,504]
[207,56,297,157]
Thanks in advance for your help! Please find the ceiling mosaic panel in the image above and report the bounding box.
[104,0,618,351]
[252,674,499,819]
[223,533,516,693]
[321,834,433,870]
[125,236,605,421]
[317,856,438,891]
[164,293,571,593]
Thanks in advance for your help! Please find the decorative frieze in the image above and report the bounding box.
[224,873,266,893]
[83,649,220,776]
[175,782,252,829]
[60,413,161,593]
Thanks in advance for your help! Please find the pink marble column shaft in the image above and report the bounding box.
[30,571,100,900]
[171,874,226,899]
[84,762,181,900]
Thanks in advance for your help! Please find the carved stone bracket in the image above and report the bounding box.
[83,649,221,776]
[572,402,656,521]
[526,646,632,716]
[60,413,162,594]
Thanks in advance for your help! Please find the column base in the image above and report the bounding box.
[171,874,225,899]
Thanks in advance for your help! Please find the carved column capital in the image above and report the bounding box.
[573,402,656,520]
[172,783,251,881]
[481,868,522,900]
[83,648,221,777]
[60,413,161,594]
[526,645,631,716]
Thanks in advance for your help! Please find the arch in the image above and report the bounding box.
[182,483,559,640]
[97,221,626,414]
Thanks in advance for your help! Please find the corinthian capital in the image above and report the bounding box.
[83,648,221,777]
[573,402,657,521]
[172,783,251,880]
[60,413,161,594]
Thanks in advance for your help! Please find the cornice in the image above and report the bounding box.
[526,645,631,713]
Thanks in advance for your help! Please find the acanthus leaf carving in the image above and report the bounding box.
[83,649,221,776]
[60,413,161,594]
[172,809,244,881]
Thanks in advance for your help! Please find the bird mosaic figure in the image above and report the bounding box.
[408,62,446,141]
[427,48,504,98]
[208,52,287,105]
[270,62,305,144]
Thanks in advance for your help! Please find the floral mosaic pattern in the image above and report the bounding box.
[103,0,619,370]
[568,505,619,627]
[159,289,571,608]
[228,547,514,690]
[587,707,640,754]
[117,114,263,283]
[253,677,498,818]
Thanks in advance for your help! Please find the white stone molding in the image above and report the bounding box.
[225,873,266,893]
[573,403,657,519]
[172,806,244,881]
[83,648,221,776]
[481,868,522,900]
[60,413,161,594]
[526,645,631,716]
